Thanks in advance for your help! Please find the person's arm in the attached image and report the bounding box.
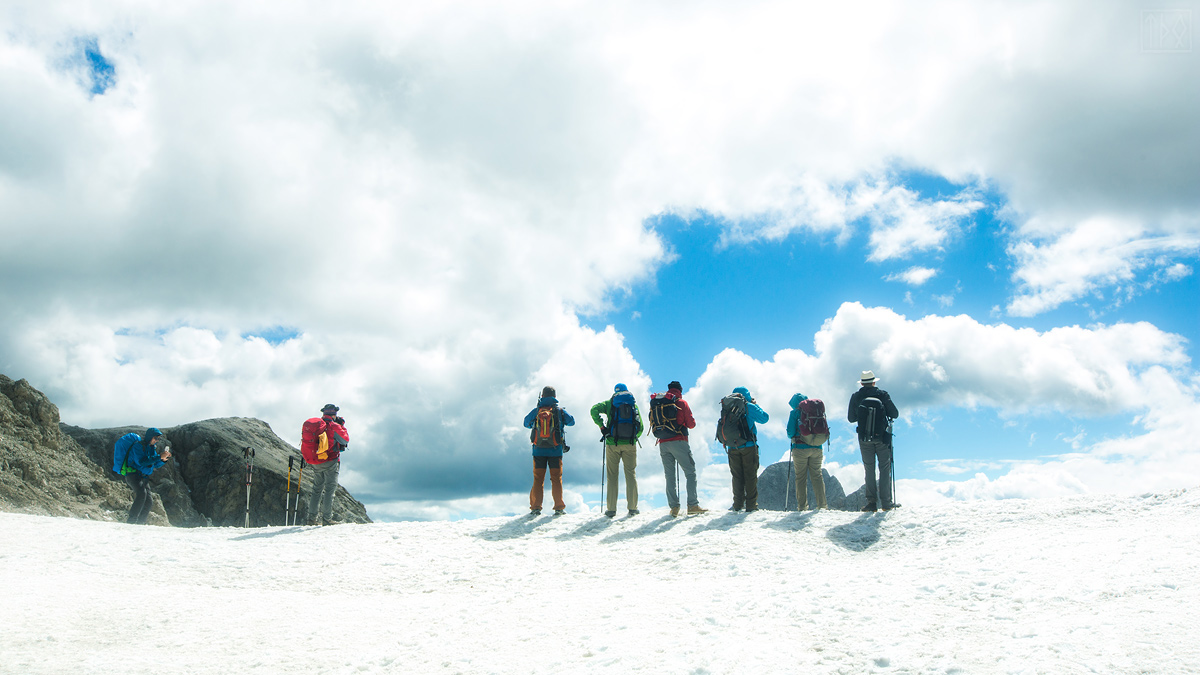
[847,391,859,423]
[560,409,575,426]
[677,400,696,429]
[786,409,799,438]
[327,421,349,446]
[634,405,644,439]
[884,393,899,419]
[523,408,537,429]
[748,403,769,424]
[589,401,608,428]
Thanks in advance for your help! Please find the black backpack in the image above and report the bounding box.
[716,393,753,449]
[648,393,683,439]
[609,393,638,443]
[857,396,891,442]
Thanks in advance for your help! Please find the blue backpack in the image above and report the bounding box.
[112,433,141,477]
[609,393,638,443]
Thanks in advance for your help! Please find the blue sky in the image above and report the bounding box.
[2,1,1198,520]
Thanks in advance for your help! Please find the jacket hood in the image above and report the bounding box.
[789,393,807,409]
[537,396,559,407]
[733,386,751,399]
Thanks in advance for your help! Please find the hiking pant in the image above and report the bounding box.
[659,440,699,509]
[308,459,340,520]
[790,446,827,510]
[124,473,152,524]
[727,445,759,510]
[605,443,638,512]
[531,457,565,511]
[859,438,894,508]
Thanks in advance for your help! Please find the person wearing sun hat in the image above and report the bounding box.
[847,371,899,512]
[112,427,172,524]
[307,403,349,526]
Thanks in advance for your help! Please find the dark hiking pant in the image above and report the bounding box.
[124,473,152,524]
[659,440,699,509]
[859,438,894,508]
[728,445,760,510]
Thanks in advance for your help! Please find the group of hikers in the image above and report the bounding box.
[522,370,900,517]
[112,370,898,525]
[112,404,350,526]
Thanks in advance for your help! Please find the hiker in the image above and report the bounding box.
[650,381,707,517]
[524,386,575,515]
[786,393,828,510]
[304,404,349,526]
[847,371,900,512]
[590,383,644,517]
[716,386,769,512]
[112,428,171,524]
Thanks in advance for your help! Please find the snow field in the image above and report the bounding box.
[2,489,1199,674]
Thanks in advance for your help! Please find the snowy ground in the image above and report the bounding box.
[3,490,1199,675]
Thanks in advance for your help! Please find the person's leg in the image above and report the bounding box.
[877,441,894,508]
[530,457,546,511]
[621,444,638,511]
[660,446,680,510]
[320,461,340,520]
[790,449,808,510]
[728,447,745,510]
[125,474,150,524]
[549,458,565,511]
[307,462,331,522]
[676,442,700,507]
[860,442,878,508]
[605,444,619,512]
[809,448,827,509]
[743,446,760,510]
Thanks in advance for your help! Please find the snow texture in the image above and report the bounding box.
[3,489,1199,674]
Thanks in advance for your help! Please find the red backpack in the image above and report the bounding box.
[300,417,331,463]
[795,399,830,447]
[530,406,561,448]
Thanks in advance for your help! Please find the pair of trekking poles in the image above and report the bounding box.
[284,455,306,526]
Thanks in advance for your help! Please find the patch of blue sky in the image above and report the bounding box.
[65,36,116,97]
[242,326,302,346]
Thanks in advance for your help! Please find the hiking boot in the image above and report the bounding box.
[862,503,877,512]
[628,509,640,516]
[882,503,900,511]
[669,507,680,517]
[604,510,616,518]
[553,509,565,516]
[306,515,320,526]
[745,507,758,513]
[530,508,542,516]
[687,505,708,515]
[730,505,743,512]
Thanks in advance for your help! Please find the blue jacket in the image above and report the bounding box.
[730,387,769,449]
[524,396,576,457]
[114,432,166,476]
[786,393,822,450]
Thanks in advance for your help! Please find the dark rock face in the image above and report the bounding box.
[757,460,856,511]
[0,375,168,523]
[3,374,371,527]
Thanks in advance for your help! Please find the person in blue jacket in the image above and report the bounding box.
[523,386,575,515]
[786,393,827,510]
[113,428,171,524]
[722,386,769,512]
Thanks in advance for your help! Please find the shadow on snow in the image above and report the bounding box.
[825,513,885,551]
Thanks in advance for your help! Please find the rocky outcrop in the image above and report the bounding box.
[757,460,858,511]
[2,374,371,527]
[0,375,167,523]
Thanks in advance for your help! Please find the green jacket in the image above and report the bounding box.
[590,395,644,446]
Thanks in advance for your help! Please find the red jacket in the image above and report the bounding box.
[658,392,696,444]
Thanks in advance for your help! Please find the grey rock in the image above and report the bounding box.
[757,460,857,511]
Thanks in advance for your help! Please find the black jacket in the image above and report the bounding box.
[848,386,899,425]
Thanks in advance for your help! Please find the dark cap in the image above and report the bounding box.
[321,404,340,414]
[541,386,556,398]
[667,381,682,392]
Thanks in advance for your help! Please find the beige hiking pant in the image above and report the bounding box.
[605,443,638,511]
[791,446,827,510]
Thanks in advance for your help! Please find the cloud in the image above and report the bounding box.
[887,266,939,286]
[1007,216,1200,316]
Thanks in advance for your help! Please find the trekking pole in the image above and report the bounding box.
[784,454,791,511]
[243,446,255,528]
[285,456,294,526]
[297,456,305,524]
[599,438,606,513]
